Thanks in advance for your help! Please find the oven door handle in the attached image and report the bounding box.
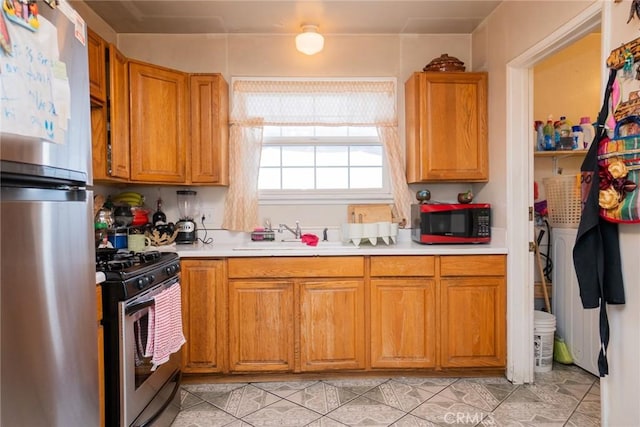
[125,277,180,316]
[125,299,154,316]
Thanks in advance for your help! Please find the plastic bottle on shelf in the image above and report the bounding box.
[543,119,555,150]
[534,120,544,151]
[555,116,573,150]
[580,116,595,149]
[571,125,583,150]
[558,116,572,135]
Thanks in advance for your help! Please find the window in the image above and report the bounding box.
[258,126,391,202]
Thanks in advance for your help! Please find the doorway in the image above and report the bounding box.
[505,3,603,384]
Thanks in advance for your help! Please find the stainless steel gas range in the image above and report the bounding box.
[97,250,182,427]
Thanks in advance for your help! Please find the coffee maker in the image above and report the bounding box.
[175,190,198,244]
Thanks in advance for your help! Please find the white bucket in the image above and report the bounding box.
[533,310,556,373]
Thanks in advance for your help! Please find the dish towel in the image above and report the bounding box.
[301,233,319,246]
[144,283,186,371]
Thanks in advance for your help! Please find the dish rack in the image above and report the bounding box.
[341,222,398,247]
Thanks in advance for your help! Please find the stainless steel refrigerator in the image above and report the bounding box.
[1,3,98,426]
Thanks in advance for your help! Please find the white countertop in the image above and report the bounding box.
[175,228,508,258]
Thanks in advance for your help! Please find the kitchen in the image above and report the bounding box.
[1,0,639,426]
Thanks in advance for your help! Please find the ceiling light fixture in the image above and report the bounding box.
[295,24,324,55]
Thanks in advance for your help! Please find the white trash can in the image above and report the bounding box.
[533,310,556,373]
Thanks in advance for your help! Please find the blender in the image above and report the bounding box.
[175,190,198,244]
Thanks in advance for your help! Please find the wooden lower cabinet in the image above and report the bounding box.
[370,256,436,368]
[299,279,365,371]
[440,255,506,367]
[228,280,295,372]
[180,254,505,378]
[180,259,226,373]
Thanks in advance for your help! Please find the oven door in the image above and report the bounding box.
[119,277,182,427]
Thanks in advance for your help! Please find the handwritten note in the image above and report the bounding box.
[0,15,71,144]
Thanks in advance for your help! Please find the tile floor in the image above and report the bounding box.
[171,363,600,426]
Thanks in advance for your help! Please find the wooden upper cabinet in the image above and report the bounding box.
[89,35,129,182]
[107,46,130,180]
[87,29,106,103]
[405,72,488,183]
[189,74,229,185]
[129,61,189,183]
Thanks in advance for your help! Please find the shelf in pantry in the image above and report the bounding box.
[534,149,587,174]
[534,149,587,158]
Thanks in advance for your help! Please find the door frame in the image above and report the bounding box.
[505,2,604,384]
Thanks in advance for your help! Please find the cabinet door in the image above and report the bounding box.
[107,46,130,180]
[91,105,109,181]
[181,260,226,373]
[370,278,436,368]
[228,280,294,372]
[189,74,229,185]
[129,61,188,183]
[87,29,106,103]
[405,72,488,182]
[440,276,506,367]
[299,280,365,371]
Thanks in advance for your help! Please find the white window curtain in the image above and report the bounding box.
[222,78,414,232]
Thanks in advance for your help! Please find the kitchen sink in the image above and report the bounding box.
[232,240,354,251]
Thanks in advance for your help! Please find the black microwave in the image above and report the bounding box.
[411,203,491,244]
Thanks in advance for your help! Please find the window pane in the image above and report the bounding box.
[281,126,314,137]
[282,146,314,166]
[282,168,314,189]
[351,167,382,188]
[350,146,383,166]
[263,126,281,137]
[348,126,378,136]
[317,146,348,166]
[261,146,281,167]
[317,167,349,189]
[315,126,348,137]
[259,168,281,189]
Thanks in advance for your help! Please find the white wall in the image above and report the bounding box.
[601,2,640,424]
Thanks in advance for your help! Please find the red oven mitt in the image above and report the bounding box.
[301,233,319,246]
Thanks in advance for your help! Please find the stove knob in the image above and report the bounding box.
[149,274,156,283]
[136,277,146,289]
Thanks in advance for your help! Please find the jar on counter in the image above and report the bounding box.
[107,228,128,249]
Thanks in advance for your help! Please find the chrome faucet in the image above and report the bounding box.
[278,221,301,239]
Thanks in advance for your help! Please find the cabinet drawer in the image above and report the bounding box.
[440,255,506,277]
[228,256,364,278]
[370,256,435,277]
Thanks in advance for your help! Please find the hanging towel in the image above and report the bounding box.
[573,69,626,377]
[145,283,186,371]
